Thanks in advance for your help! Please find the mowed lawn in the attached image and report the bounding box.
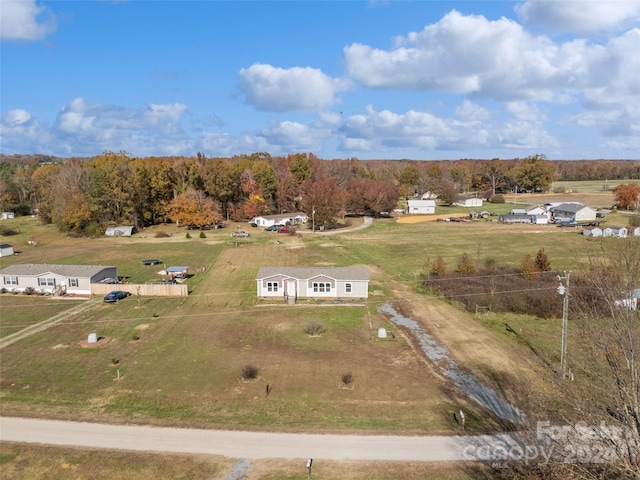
[0,212,631,434]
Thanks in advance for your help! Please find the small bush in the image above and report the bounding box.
[489,194,505,204]
[131,334,140,341]
[185,232,192,239]
[630,214,640,227]
[23,286,35,295]
[341,372,354,385]
[552,185,566,194]
[152,312,159,318]
[111,357,120,365]
[304,321,325,336]
[199,231,206,238]
[0,226,19,236]
[154,231,170,238]
[429,256,447,276]
[456,252,476,274]
[242,364,259,380]
[0,287,6,294]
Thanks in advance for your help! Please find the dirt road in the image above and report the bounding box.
[0,416,522,462]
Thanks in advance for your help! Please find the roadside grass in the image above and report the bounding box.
[0,442,230,480]
[0,442,490,480]
[552,179,637,193]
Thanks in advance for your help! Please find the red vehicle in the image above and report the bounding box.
[277,226,291,233]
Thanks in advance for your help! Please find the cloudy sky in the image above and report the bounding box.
[1,0,639,160]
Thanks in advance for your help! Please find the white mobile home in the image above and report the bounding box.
[0,264,117,295]
[256,266,369,301]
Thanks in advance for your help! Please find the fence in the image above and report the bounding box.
[91,283,188,297]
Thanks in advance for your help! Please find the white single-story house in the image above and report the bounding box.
[456,196,483,207]
[407,199,436,215]
[0,243,14,257]
[583,226,603,237]
[551,203,597,223]
[631,226,640,237]
[0,264,117,295]
[105,225,137,237]
[1,212,15,220]
[252,212,308,227]
[256,266,369,301]
[526,205,551,219]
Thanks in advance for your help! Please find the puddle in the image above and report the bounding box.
[380,303,527,424]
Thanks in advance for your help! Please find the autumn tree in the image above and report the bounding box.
[300,178,343,229]
[439,182,459,205]
[163,189,221,227]
[201,158,241,219]
[482,158,507,196]
[456,252,476,274]
[612,183,640,210]
[516,154,556,192]
[345,178,397,214]
[429,257,447,276]
[535,247,551,272]
[519,254,540,279]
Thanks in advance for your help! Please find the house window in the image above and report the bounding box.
[313,282,331,293]
[38,278,55,287]
[266,281,278,292]
[68,278,79,287]
[345,283,352,293]
[4,276,18,285]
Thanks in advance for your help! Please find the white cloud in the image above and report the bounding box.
[0,0,57,41]
[516,0,640,34]
[343,10,637,104]
[456,100,490,121]
[238,63,350,112]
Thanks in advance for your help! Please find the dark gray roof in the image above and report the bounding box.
[0,244,13,248]
[0,264,115,277]
[256,266,369,281]
[554,203,589,213]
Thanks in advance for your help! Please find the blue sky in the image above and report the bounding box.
[1,0,639,160]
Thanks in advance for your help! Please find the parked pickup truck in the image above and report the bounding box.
[231,231,250,238]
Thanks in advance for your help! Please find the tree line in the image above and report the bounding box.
[0,151,638,236]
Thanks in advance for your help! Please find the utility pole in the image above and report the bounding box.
[312,206,315,233]
[557,271,571,378]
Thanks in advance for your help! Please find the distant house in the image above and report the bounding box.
[614,289,640,310]
[407,199,436,215]
[1,212,15,220]
[526,205,551,219]
[456,196,483,207]
[256,266,369,301]
[551,203,597,223]
[631,226,640,237]
[0,244,14,257]
[159,266,189,278]
[105,225,137,237]
[252,212,308,227]
[583,226,603,237]
[0,264,117,295]
[510,208,527,215]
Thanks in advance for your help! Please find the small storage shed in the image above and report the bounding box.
[0,244,14,257]
[105,226,137,237]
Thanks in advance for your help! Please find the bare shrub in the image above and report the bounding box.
[429,256,447,276]
[456,252,476,274]
[154,231,170,238]
[341,372,354,385]
[304,321,325,336]
[242,364,259,380]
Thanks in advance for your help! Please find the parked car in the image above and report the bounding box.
[232,231,250,238]
[103,291,131,303]
[264,225,283,231]
[277,226,292,233]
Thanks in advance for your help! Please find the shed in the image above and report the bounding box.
[1,212,15,220]
[105,225,137,237]
[455,196,483,208]
[160,266,189,277]
[583,226,603,237]
[407,199,436,215]
[0,244,14,257]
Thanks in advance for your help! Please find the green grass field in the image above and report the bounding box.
[0,195,637,477]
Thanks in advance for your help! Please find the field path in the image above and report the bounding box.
[0,299,98,350]
[0,416,522,462]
